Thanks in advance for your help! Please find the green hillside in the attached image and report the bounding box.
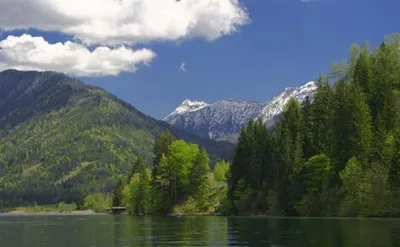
[0,70,233,206]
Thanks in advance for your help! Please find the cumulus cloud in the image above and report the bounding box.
[0,34,156,77]
[0,0,249,46]
[0,0,249,76]
[180,62,187,72]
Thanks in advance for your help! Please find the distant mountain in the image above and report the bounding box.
[164,81,317,143]
[0,70,234,205]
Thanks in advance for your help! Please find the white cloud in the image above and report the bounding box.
[0,0,250,46]
[0,34,156,77]
[180,62,187,72]
[0,0,249,76]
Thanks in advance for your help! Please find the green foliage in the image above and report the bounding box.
[57,202,77,213]
[390,128,400,188]
[228,119,273,215]
[188,148,211,211]
[136,137,214,215]
[122,168,151,215]
[306,77,334,158]
[150,154,173,214]
[83,193,111,213]
[13,203,77,213]
[153,131,174,167]
[112,178,124,207]
[213,160,230,182]
[0,70,234,206]
[226,34,400,217]
[296,155,334,216]
[339,158,390,217]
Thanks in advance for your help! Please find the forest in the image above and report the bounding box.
[2,35,400,217]
[0,70,233,208]
[89,35,400,217]
[82,131,230,215]
[227,35,400,217]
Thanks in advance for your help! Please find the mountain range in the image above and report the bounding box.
[0,70,233,205]
[0,69,317,205]
[164,81,317,143]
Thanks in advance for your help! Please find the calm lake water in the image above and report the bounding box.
[0,215,400,247]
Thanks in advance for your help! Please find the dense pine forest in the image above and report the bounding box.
[227,35,400,217]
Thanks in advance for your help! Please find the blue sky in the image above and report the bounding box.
[0,0,399,119]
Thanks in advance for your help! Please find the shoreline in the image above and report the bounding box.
[1,210,105,216]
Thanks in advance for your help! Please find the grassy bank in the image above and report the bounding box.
[10,202,78,214]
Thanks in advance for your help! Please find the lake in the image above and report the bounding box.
[0,215,400,246]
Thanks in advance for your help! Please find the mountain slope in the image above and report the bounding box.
[164,81,317,142]
[0,70,233,205]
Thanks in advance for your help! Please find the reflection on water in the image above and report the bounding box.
[0,215,400,247]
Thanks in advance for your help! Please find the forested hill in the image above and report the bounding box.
[0,70,233,206]
[227,38,400,217]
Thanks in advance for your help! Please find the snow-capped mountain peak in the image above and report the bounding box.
[259,81,316,127]
[164,81,317,143]
[165,99,209,119]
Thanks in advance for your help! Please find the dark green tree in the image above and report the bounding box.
[301,95,315,160]
[150,154,173,214]
[332,81,372,170]
[353,49,374,104]
[112,178,124,207]
[372,42,398,132]
[275,99,303,215]
[296,154,334,216]
[153,131,174,167]
[390,127,400,188]
[310,77,334,156]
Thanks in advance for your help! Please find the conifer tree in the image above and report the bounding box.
[112,178,124,207]
[153,131,174,167]
[310,77,334,156]
[276,99,303,214]
[390,128,400,189]
[332,80,373,171]
[151,154,173,214]
[228,122,252,209]
[301,96,315,160]
[372,42,397,132]
[353,49,373,104]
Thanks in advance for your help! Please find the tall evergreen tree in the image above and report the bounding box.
[153,131,174,167]
[310,77,334,156]
[390,127,400,189]
[353,49,374,105]
[151,131,174,212]
[112,178,124,207]
[228,121,253,211]
[275,99,303,214]
[332,81,372,170]
[151,154,173,214]
[372,42,397,132]
[301,96,315,160]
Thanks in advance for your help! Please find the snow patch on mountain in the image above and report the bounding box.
[260,81,317,127]
[164,81,317,143]
[166,99,209,118]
